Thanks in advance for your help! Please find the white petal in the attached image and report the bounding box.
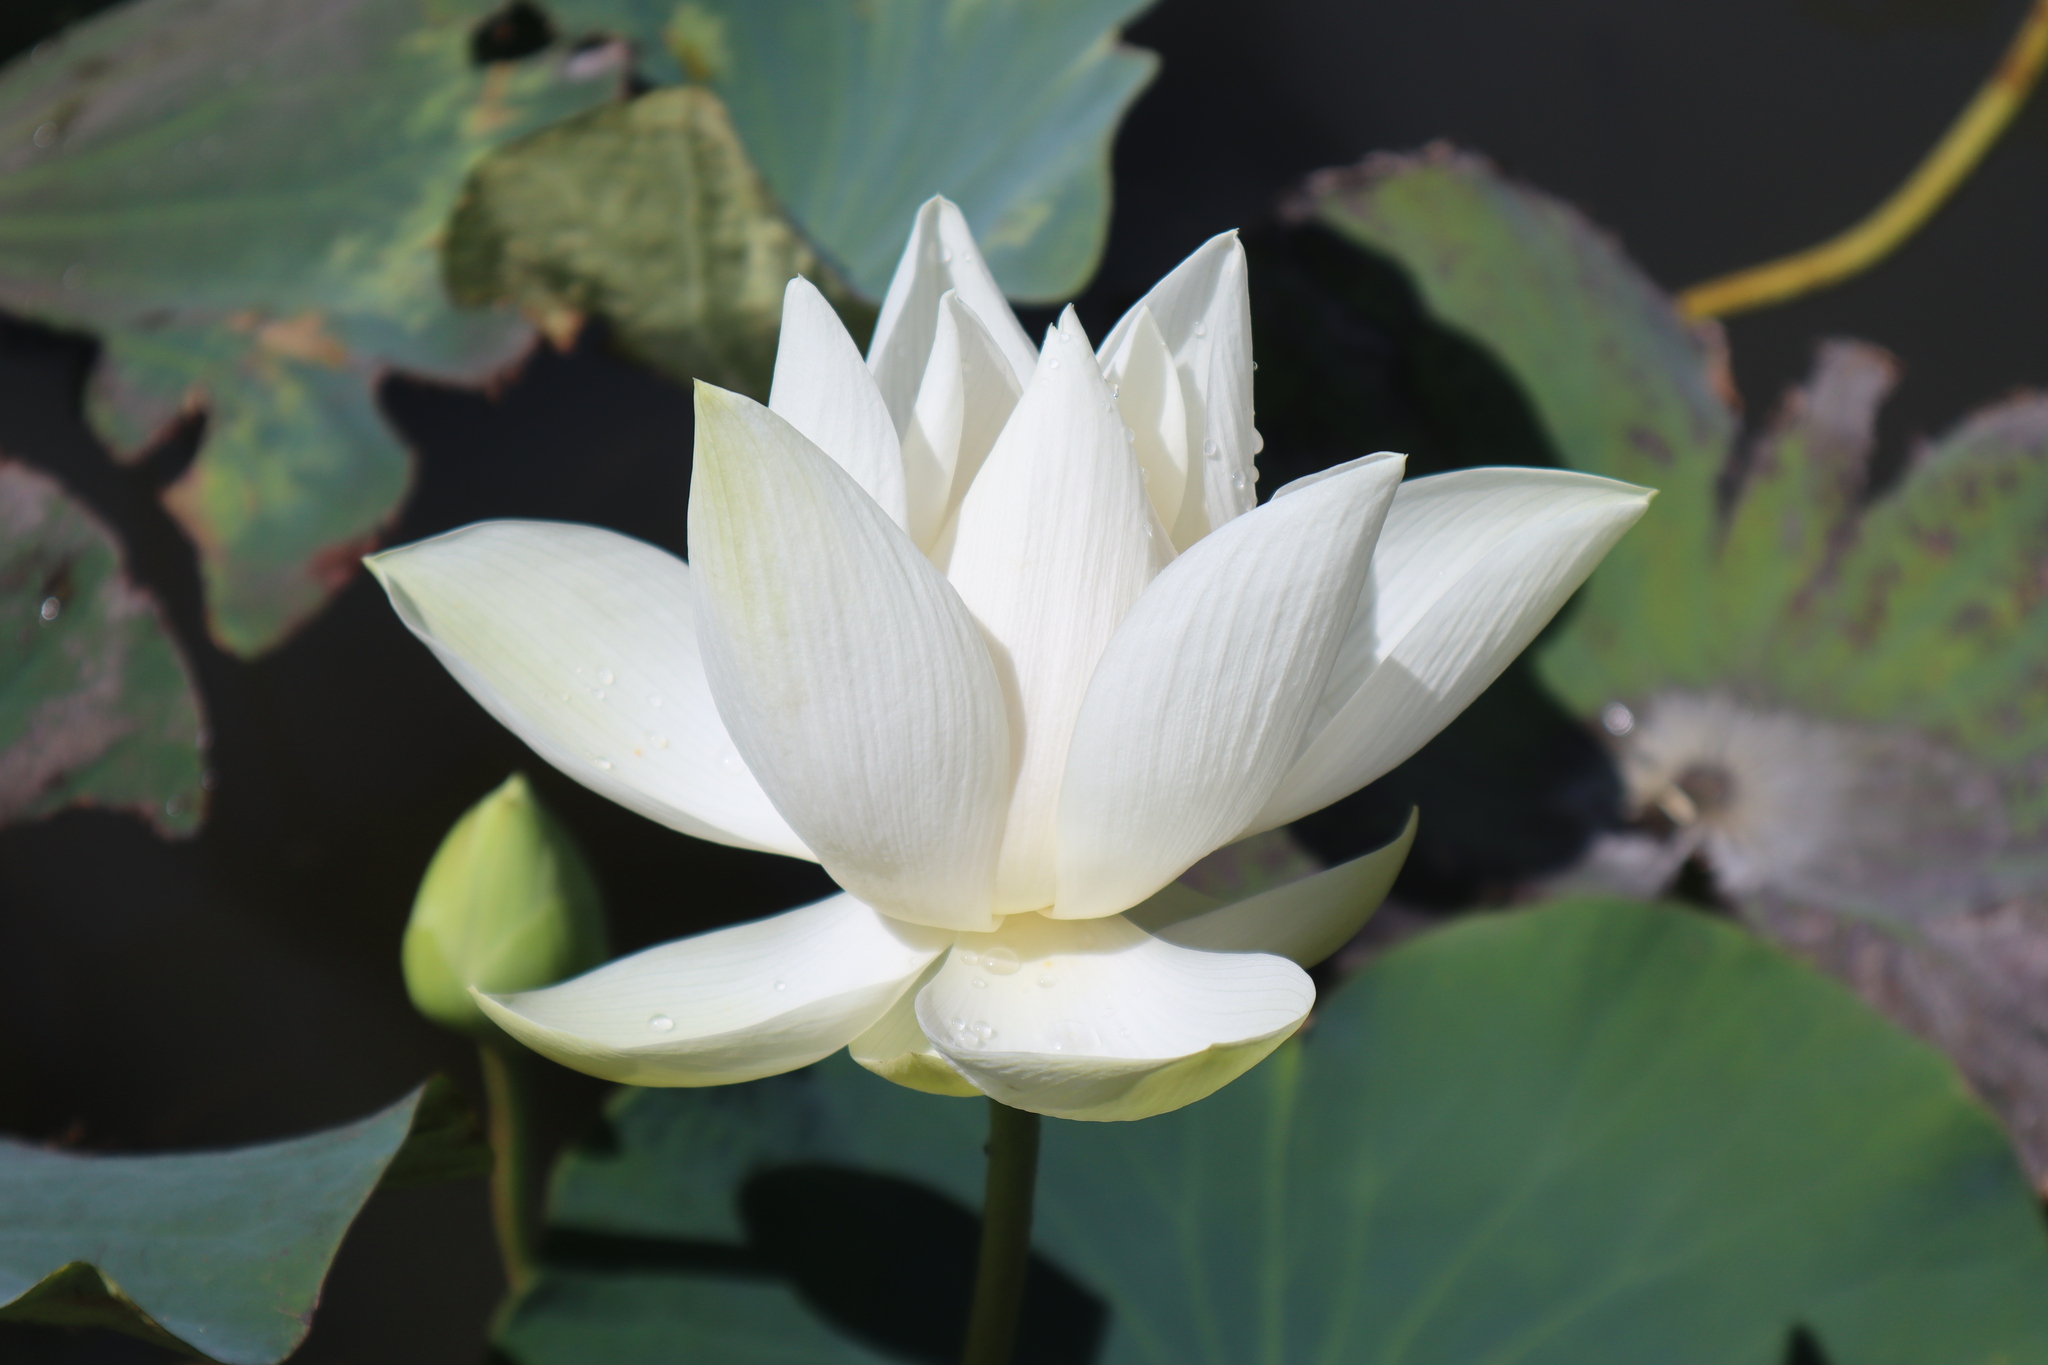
[900,292,1024,552]
[1128,810,1416,966]
[1097,231,1260,543]
[1053,453,1406,919]
[1099,306,1191,537]
[476,894,948,1087]
[944,313,1160,912]
[868,197,1037,434]
[367,521,810,859]
[688,384,1012,931]
[1253,468,1653,832]
[847,966,981,1098]
[769,277,908,529]
[914,912,1312,1121]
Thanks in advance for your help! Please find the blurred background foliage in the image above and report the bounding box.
[3,0,2048,1360]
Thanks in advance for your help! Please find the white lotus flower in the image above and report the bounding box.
[368,198,1650,1121]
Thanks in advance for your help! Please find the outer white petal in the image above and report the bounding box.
[945,313,1160,912]
[868,196,1037,433]
[367,521,810,859]
[847,964,981,1098]
[769,277,908,529]
[476,894,948,1086]
[1252,468,1654,832]
[1053,453,1406,919]
[914,912,1313,1121]
[688,384,1011,931]
[1097,231,1260,543]
[1128,810,1416,967]
[900,291,1024,552]
[1098,306,1191,538]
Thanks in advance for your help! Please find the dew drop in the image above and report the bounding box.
[1203,439,1218,456]
[1036,974,1056,988]
[1048,357,1060,369]
[982,944,1020,975]
[32,122,56,148]
[656,735,670,749]
[593,757,613,770]
[648,1014,674,1032]
[1110,382,1121,397]
[721,754,744,772]
[947,1017,983,1049]
[37,596,60,622]
[1193,321,1207,336]
[960,952,980,966]
[940,248,953,264]
[971,977,987,989]
[597,668,614,685]
[1230,472,1247,491]
[973,1020,995,1041]
[1126,428,1137,445]
[1046,1020,1101,1053]
[592,690,606,700]
[774,980,787,991]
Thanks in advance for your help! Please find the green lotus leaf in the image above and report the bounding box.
[0,456,204,834]
[442,83,870,395]
[497,900,2048,1365]
[0,0,622,654]
[0,1077,488,1364]
[543,0,1159,301]
[1296,146,2048,1182]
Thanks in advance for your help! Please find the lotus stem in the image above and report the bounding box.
[480,1042,542,1296]
[1678,0,2048,320]
[960,1100,1042,1365]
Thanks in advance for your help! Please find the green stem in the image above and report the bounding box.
[480,1042,542,1296]
[960,1100,1042,1365]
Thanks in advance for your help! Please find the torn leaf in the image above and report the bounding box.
[0,458,204,835]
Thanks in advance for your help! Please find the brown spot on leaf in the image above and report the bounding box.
[1627,424,1674,467]
[257,312,351,368]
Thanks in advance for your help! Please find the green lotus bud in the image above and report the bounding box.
[403,773,607,1039]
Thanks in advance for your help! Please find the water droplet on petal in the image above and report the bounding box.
[1203,439,1217,456]
[33,122,56,148]
[971,977,987,989]
[597,668,614,685]
[982,945,1020,975]
[38,596,60,622]
[656,735,670,749]
[649,1014,675,1032]
[721,754,744,772]
[1230,472,1247,491]
[948,1018,982,1049]
[960,952,980,966]
[1036,974,1056,988]
[940,248,953,264]
[1048,357,1060,369]
[1193,321,1207,336]
[1048,1020,1101,1052]
[774,980,787,991]
[973,1020,994,1041]
[592,690,605,700]
[593,757,613,770]
[1126,428,1138,445]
